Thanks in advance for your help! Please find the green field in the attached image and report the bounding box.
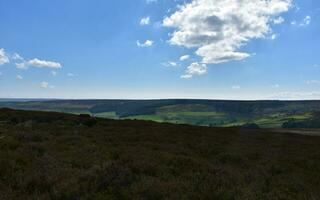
[93,112,118,119]
[0,99,319,128]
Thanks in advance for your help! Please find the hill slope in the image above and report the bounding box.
[1,99,320,128]
[0,109,320,199]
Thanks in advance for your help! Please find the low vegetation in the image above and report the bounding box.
[1,108,320,199]
[1,99,319,128]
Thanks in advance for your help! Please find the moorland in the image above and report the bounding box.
[0,108,320,199]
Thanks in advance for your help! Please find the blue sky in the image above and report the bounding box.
[0,0,319,100]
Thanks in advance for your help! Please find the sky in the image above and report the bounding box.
[0,0,319,100]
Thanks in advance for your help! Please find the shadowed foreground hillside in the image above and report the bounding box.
[0,109,320,200]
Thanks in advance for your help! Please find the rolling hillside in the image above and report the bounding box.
[1,99,320,128]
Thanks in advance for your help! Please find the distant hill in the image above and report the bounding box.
[1,99,320,128]
[282,112,320,128]
[0,108,320,199]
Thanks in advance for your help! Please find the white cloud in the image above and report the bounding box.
[180,55,190,61]
[27,58,61,68]
[162,61,178,67]
[16,58,62,69]
[17,75,23,80]
[0,48,9,65]
[273,16,284,24]
[302,15,311,26]
[11,53,23,60]
[40,81,49,88]
[15,63,28,69]
[271,34,277,40]
[181,62,207,78]
[180,74,193,79]
[40,81,55,89]
[163,0,292,64]
[140,17,150,25]
[137,40,154,47]
[291,15,311,27]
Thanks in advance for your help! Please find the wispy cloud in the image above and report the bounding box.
[291,15,311,26]
[179,55,190,61]
[17,75,23,80]
[162,61,178,67]
[137,40,154,47]
[40,81,55,89]
[140,17,150,26]
[270,34,278,40]
[11,53,23,60]
[40,81,49,88]
[0,48,9,65]
[273,17,285,24]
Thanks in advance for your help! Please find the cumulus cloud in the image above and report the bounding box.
[140,17,150,25]
[163,0,292,65]
[16,58,62,69]
[273,16,285,24]
[0,48,9,65]
[181,62,207,78]
[180,55,190,61]
[137,40,154,47]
